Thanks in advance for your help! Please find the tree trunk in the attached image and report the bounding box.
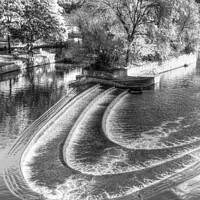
[125,35,134,67]
[7,35,11,54]
[126,44,131,67]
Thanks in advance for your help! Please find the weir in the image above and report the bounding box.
[20,84,105,199]
[3,85,101,199]
[4,67,200,200]
[102,91,200,150]
[63,87,123,174]
[3,88,78,199]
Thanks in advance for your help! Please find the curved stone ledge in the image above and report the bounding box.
[102,90,128,143]
[8,88,77,156]
[19,85,101,198]
[21,84,101,167]
[3,88,78,200]
[63,87,116,169]
[3,85,100,200]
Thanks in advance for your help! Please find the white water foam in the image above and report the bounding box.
[21,133,200,200]
[20,92,200,200]
[20,88,107,199]
[68,147,135,175]
[106,116,200,149]
[21,127,101,200]
[66,137,200,177]
[65,104,200,175]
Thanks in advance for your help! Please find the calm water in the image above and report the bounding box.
[0,63,82,200]
[1,59,200,200]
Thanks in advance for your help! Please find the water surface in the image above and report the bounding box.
[1,60,200,200]
[0,63,82,200]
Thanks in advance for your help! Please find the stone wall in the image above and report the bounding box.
[0,63,20,75]
[25,53,55,67]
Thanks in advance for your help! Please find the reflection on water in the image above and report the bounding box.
[0,63,82,200]
[1,60,200,200]
[18,61,200,200]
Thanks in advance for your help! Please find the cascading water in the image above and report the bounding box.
[2,62,200,200]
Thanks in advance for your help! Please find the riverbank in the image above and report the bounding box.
[71,53,197,90]
[127,53,197,76]
[0,62,21,75]
[0,50,55,75]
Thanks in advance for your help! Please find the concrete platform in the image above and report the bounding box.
[73,74,160,91]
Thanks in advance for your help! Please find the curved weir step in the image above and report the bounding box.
[19,85,105,199]
[3,85,102,200]
[62,87,197,176]
[7,88,78,156]
[6,84,200,200]
[102,90,128,145]
[63,87,123,174]
[102,91,200,150]
[60,88,200,200]
[100,92,200,173]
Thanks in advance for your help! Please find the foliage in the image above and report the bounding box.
[72,0,200,68]
[15,0,66,45]
[58,0,86,14]
[0,0,23,33]
[0,0,199,63]
[73,1,124,70]
[0,0,23,52]
[0,0,67,53]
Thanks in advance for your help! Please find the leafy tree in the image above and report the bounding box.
[98,0,200,64]
[15,0,66,48]
[59,0,86,14]
[0,0,23,53]
[73,1,124,70]
[175,0,200,54]
[97,0,172,65]
[69,0,200,68]
[0,0,67,53]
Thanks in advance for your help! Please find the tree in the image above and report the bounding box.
[98,0,200,64]
[59,0,86,14]
[175,0,200,53]
[0,0,67,54]
[0,0,23,53]
[72,0,124,70]
[97,0,172,65]
[15,0,66,48]
[72,0,200,68]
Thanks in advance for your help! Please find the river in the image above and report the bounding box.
[0,63,82,200]
[1,60,200,200]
